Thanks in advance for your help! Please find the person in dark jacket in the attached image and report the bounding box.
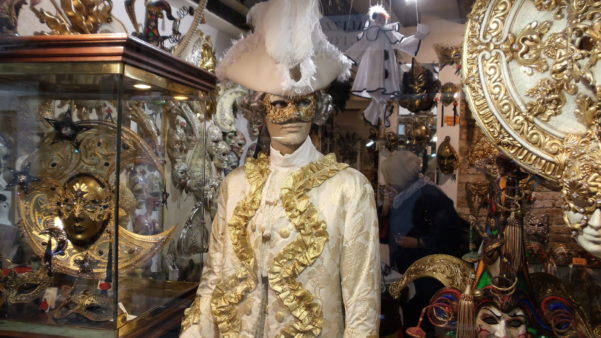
[381,150,466,335]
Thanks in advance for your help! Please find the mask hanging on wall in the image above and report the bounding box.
[398,59,441,114]
[440,82,459,127]
[437,136,458,175]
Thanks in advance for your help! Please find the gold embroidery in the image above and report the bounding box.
[210,154,271,336]
[269,154,348,337]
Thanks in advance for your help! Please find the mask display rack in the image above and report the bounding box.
[0,33,215,337]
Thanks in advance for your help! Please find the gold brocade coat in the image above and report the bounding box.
[181,138,380,337]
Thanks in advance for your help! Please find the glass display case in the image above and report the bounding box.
[0,33,215,337]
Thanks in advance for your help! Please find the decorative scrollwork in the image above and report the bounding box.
[463,0,600,183]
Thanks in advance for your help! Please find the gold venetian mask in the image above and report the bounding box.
[55,174,113,248]
[560,129,601,230]
[1,268,51,304]
[263,93,316,124]
[437,136,459,175]
[52,289,113,322]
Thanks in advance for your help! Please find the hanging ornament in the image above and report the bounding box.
[346,5,429,125]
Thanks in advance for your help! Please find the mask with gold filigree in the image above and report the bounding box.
[1,267,51,304]
[52,289,112,322]
[263,93,317,124]
[398,59,440,113]
[53,174,113,248]
[560,129,601,231]
[437,136,458,175]
[434,44,462,70]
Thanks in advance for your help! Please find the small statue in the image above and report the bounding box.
[0,0,27,36]
[30,0,113,35]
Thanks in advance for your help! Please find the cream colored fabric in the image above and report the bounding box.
[180,138,381,337]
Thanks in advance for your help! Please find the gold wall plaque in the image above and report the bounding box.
[462,0,600,183]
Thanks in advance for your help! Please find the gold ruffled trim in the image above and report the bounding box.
[210,154,271,336]
[181,295,201,333]
[269,153,348,337]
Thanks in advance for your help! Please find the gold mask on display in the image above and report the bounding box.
[1,268,51,304]
[55,174,113,248]
[52,290,113,322]
[263,93,316,124]
[19,121,174,278]
[560,129,601,231]
[437,136,459,175]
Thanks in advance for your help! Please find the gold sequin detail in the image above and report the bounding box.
[210,154,271,336]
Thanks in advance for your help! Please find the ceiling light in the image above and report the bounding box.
[133,83,151,90]
[173,95,188,101]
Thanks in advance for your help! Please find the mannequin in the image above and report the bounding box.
[180,90,380,337]
[180,0,379,336]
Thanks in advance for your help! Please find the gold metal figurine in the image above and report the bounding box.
[30,0,113,35]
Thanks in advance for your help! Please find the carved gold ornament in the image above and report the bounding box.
[463,0,600,182]
[30,0,113,35]
[18,121,174,278]
[467,136,500,178]
[434,44,462,69]
[388,254,473,299]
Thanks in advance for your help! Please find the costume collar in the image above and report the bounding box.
[269,137,322,169]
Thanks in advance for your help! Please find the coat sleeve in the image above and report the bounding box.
[180,181,228,338]
[340,173,381,338]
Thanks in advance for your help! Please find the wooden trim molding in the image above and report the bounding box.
[0,33,216,92]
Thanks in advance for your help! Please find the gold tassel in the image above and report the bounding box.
[502,213,523,273]
[457,282,475,338]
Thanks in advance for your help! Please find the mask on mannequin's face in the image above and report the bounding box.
[476,305,527,338]
[56,175,113,248]
[264,93,315,149]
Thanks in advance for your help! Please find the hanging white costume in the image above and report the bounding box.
[345,6,428,125]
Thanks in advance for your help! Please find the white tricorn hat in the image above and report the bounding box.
[216,0,352,97]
